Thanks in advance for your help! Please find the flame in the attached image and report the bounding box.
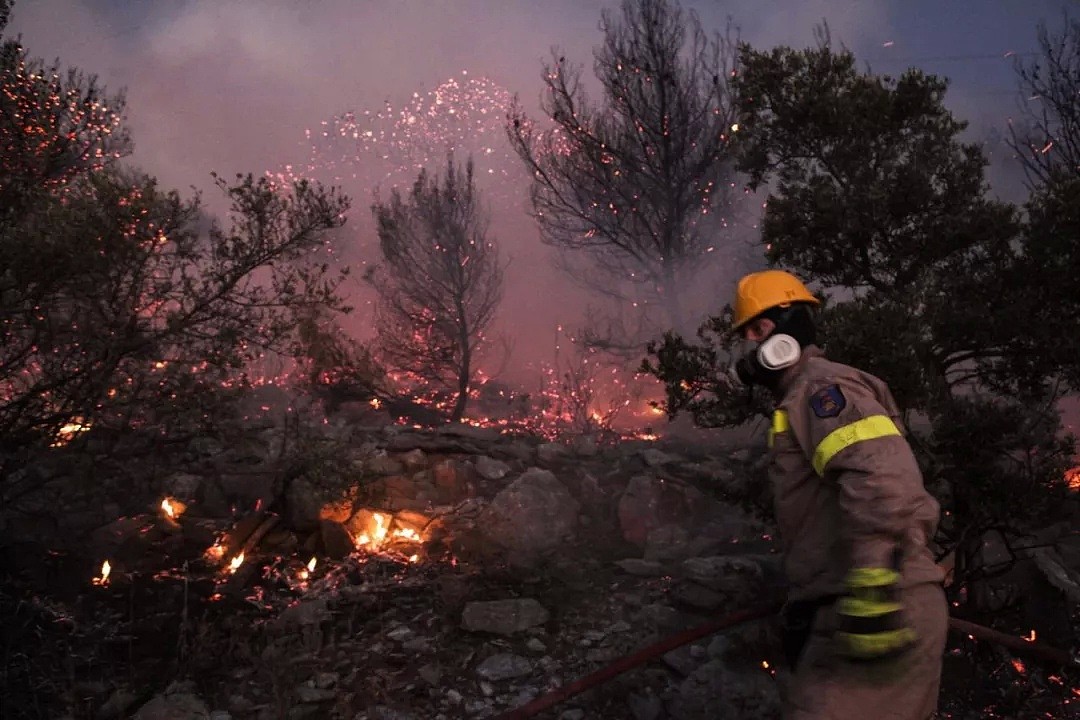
[161,497,186,520]
[393,527,421,542]
[228,552,244,574]
[51,417,91,447]
[205,541,226,562]
[1025,629,1036,642]
[1065,466,1080,492]
[370,397,382,409]
[93,560,111,586]
[1011,658,1026,674]
[408,554,419,563]
[761,660,769,669]
[307,556,317,572]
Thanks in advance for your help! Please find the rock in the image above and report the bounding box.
[445,689,463,704]
[133,692,209,720]
[294,685,335,704]
[644,524,691,562]
[475,653,534,682]
[95,688,138,719]
[273,598,329,631]
[386,625,414,641]
[536,442,569,465]
[367,452,405,474]
[164,473,202,503]
[618,476,689,547]
[627,691,664,720]
[672,582,724,610]
[560,710,586,720]
[370,707,419,720]
[400,448,427,470]
[461,598,550,635]
[418,663,442,685]
[319,519,355,559]
[615,558,667,577]
[285,478,324,532]
[526,637,547,653]
[209,713,232,720]
[662,644,702,676]
[680,556,764,604]
[312,672,338,689]
[640,448,676,467]
[668,660,781,720]
[475,455,511,481]
[479,468,579,560]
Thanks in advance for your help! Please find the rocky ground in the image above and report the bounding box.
[1,403,1077,719]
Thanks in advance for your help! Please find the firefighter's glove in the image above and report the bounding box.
[835,568,917,662]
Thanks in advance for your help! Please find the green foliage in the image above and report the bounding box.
[643,36,1079,589]
[640,311,769,427]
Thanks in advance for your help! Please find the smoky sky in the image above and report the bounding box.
[6,0,1074,381]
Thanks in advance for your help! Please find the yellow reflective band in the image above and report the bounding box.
[768,410,789,449]
[836,628,917,659]
[836,597,903,618]
[772,410,789,434]
[812,415,901,475]
[846,567,901,589]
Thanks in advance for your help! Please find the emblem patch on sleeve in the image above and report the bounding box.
[809,384,846,418]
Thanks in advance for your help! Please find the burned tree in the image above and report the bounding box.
[1009,14,1080,186]
[507,0,742,340]
[369,156,503,423]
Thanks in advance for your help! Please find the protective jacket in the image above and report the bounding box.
[768,346,948,720]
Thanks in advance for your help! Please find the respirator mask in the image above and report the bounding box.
[728,304,816,391]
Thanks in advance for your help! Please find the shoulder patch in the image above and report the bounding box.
[809,384,846,419]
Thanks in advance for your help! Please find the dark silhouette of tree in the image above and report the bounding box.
[1009,14,1080,186]
[368,156,503,423]
[507,0,741,339]
[0,19,352,494]
[644,37,1078,596]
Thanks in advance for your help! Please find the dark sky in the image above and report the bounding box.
[6,0,1074,382]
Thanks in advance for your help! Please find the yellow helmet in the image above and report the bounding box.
[732,270,820,330]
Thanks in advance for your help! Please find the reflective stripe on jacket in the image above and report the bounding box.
[768,346,944,603]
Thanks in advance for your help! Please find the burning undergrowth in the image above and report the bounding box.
[1,394,1078,719]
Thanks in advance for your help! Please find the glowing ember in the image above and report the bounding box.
[160,497,185,520]
[370,397,382,409]
[205,541,226,562]
[228,553,245,574]
[393,527,421,542]
[51,417,91,447]
[409,554,419,563]
[1011,658,1026,674]
[1065,466,1080,492]
[92,560,111,586]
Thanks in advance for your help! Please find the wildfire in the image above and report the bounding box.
[1065,466,1080,492]
[228,552,245,574]
[298,556,317,581]
[92,560,111,586]
[51,417,91,447]
[160,497,185,520]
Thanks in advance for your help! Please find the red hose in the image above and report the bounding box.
[494,602,784,720]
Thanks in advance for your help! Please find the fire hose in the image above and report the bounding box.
[494,603,1076,720]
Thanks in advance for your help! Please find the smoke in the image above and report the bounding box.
[6,0,1071,383]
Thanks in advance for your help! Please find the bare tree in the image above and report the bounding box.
[368,156,503,423]
[507,0,741,338]
[1009,14,1080,186]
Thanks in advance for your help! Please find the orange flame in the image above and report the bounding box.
[307,556,317,572]
[92,560,111,586]
[161,497,186,520]
[228,552,244,574]
[1065,466,1080,492]
[1011,658,1026,674]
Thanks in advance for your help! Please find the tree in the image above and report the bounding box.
[507,0,742,340]
[368,156,503,423]
[643,37,1078,591]
[1009,14,1080,186]
[0,22,352,497]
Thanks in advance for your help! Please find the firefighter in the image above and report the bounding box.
[730,269,948,720]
